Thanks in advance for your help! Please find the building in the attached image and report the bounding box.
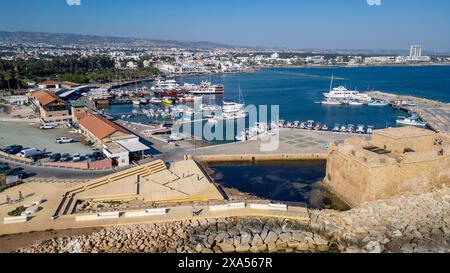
[7,95,29,105]
[77,114,150,167]
[37,80,62,90]
[410,45,422,59]
[70,100,88,123]
[29,90,71,125]
[324,127,450,207]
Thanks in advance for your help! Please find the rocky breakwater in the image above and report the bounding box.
[15,187,449,253]
[312,187,449,253]
[17,218,333,253]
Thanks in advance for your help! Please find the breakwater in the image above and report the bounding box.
[15,186,449,253]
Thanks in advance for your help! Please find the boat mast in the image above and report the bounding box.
[329,74,334,91]
[239,84,245,104]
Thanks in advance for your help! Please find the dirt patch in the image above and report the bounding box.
[0,227,101,253]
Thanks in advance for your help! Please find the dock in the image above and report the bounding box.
[367,91,450,134]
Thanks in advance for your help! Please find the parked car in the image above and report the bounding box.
[85,154,96,162]
[55,137,74,144]
[48,153,62,162]
[1,145,23,155]
[60,153,71,162]
[0,163,10,173]
[40,124,55,130]
[72,153,82,162]
[92,152,106,160]
[18,148,42,159]
[6,168,28,179]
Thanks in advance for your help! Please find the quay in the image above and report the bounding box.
[367,91,450,134]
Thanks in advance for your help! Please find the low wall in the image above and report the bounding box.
[195,153,327,163]
[0,151,33,164]
[43,159,113,170]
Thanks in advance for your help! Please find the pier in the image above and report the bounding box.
[367,91,450,134]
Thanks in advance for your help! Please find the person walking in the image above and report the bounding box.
[18,191,23,200]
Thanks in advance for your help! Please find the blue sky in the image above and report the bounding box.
[1,0,450,52]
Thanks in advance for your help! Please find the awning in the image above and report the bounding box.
[115,138,150,153]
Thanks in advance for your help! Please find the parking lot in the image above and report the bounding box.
[0,121,94,155]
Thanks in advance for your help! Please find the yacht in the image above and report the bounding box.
[323,75,372,102]
[222,86,247,120]
[396,115,427,128]
[186,80,225,95]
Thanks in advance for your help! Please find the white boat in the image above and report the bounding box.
[396,115,427,128]
[356,125,365,134]
[368,101,388,106]
[152,79,179,91]
[321,99,342,105]
[321,124,329,131]
[323,75,372,102]
[149,97,162,104]
[235,131,247,142]
[348,101,364,106]
[366,126,374,134]
[185,80,225,95]
[132,100,140,106]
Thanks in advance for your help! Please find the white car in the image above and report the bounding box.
[40,124,55,130]
[55,137,74,144]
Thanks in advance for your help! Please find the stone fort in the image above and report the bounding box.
[324,126,450,207]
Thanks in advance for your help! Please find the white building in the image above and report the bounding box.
[410,45,423,59]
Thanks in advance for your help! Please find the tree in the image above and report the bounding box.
[4,71,13,91]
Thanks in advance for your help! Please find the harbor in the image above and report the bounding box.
[366,91,450,134]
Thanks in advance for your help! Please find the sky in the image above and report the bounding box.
[1,0,450,52]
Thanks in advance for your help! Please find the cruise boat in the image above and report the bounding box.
[323,75,372,102]
[185,81,225,95]
[151,79,179,91]
[396,115,427,128]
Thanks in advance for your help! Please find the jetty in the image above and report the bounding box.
[366,91,450,134]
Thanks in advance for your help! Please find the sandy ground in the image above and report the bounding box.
[0,121,94,155]
[0,227,101,253]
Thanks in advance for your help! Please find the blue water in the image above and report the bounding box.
[106,65,450,131]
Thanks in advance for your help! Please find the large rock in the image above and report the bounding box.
[218,238,236,253]
[264,231,279,245]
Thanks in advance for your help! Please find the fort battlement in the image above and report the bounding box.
[324,127,450,207]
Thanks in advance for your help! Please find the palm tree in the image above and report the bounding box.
[4,71,13,91]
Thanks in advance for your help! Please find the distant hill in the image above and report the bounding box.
[0,31,238,49]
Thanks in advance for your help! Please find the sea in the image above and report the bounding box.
[106,65,450,132]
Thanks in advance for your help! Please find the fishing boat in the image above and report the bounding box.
[366,126,374,134]
[162,98,174,106]
[140,98,148,105]
[180,95,195,103]
[396,115,427,128]
[368,101,388,107]
[321,124,329,131]
[332,125,340,132]
[132,100,140,106]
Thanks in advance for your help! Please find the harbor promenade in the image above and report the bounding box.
[367,91,450,134]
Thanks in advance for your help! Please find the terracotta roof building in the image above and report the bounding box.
[30,90,70,125]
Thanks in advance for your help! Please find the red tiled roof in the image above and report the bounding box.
[38,80,61,86]
[31,90,64,107]
[78,114,129,140]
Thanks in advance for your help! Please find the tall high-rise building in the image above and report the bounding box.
[410,45,423,59]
